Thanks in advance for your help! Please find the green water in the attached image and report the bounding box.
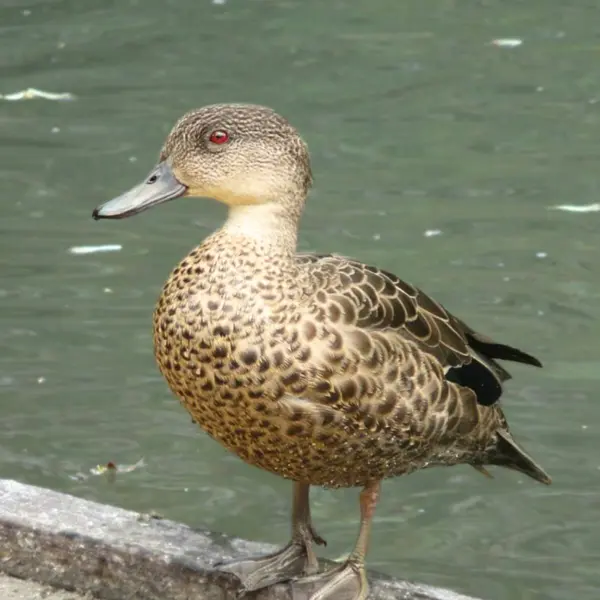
[1,2,599,599]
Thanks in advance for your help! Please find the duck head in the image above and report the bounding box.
[92,103,312,220]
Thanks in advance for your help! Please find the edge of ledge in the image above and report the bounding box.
[0,479,483,600]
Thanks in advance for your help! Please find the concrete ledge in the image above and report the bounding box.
[0,479,482,600]
[1,573,85,600]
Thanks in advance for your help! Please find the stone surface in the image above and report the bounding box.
[0,573,86,600]
[0,479,482,600]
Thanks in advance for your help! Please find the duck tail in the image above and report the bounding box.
[487,429,552,485]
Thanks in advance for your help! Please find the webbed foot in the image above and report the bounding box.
[216,482,325,595]
[289,559,368,600]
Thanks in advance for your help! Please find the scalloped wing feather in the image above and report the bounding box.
[297,254,541,407]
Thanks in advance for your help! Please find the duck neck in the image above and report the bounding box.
[221,201,300,256]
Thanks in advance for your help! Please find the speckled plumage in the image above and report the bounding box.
[154,241,531,488]
[94,103,551,600]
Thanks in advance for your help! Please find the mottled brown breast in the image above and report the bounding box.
[151,239,506,488]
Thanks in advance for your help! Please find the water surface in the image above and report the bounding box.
[1,2,599,599]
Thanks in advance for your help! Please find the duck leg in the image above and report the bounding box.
[216,481,326,593]
[289,480,381,600]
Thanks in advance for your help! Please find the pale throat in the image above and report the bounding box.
[222,202,299,251]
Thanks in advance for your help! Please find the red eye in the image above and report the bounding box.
[209,130,229,144]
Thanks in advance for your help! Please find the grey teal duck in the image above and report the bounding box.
[93,103,551,600]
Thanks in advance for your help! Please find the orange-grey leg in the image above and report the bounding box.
[216,481,326,593]
[289,480,381,600]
